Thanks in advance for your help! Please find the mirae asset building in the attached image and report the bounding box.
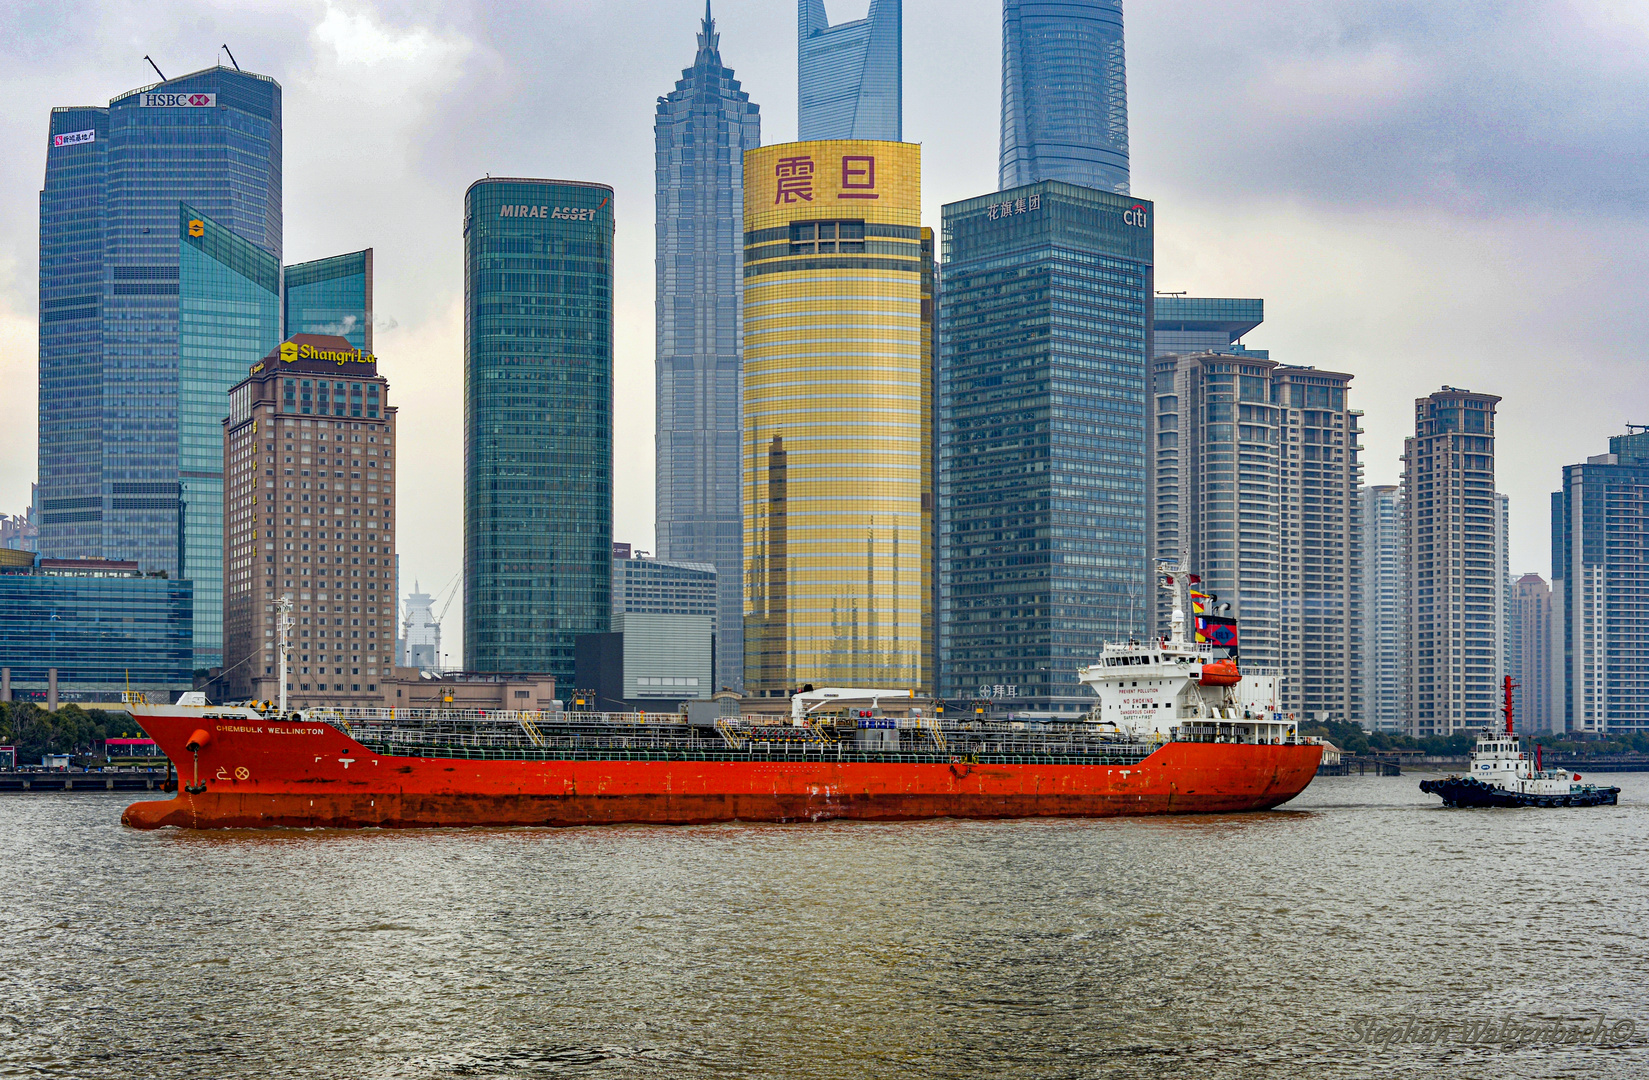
[220,333,398,706]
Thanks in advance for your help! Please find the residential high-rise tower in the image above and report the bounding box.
[1401,387,1501,737]
[941,182,1153,710]
[463,179,614,683]
[1000,0,1130,193]
[1149,357,1362,722]
[798,0,902,141]
[656,6,760,693]
[1552,430,1649,734]
[743,141,928,694]
[1272,366,1362,724]
[1509,572,1554,733]
[1359,484,1404,731]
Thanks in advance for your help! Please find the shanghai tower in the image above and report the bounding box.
[999,0,1129,193]
[655,3,761,692]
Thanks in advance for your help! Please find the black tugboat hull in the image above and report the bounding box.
[1419,776,1620,808]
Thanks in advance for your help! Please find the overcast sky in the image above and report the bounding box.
[2,0,1646,664]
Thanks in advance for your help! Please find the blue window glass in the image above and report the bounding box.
[464,179,614,683]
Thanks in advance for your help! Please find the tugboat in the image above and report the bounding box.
[1419,678,1620,808]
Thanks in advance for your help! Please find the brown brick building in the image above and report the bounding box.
[221,334,398,706]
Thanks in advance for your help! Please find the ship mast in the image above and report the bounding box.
[1156,560,1186,646]
[1503,674,1516,737]
[276,594,293,715]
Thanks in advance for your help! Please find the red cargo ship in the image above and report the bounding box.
[122,600,1321,830]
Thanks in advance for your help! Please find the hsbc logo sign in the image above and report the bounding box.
[1123,204,1149,229]
[141,92,217,108]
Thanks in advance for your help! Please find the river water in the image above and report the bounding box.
[2,774,1646,1079]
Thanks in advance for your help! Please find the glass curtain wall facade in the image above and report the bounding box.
[464,180,614,682]
[1153,296,1265,359]
[178,204,281,668]
[940,182,1152,710]
[743,141,927,694]
[1552,431,1649,734]
[38,107,109,562]
[656,7,760,693]
[0,562,193,701]
[798,0,902,141]
[37,67,281,582]
[1000,0,1129,194]
[284,250,372,350]
[1401,388,1501,737]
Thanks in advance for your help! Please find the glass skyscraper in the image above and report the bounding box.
[743,141,930,694]
[285,250,373,350]
[656,6,760,693]
[939,182,1152,710]
[38,66,281,668]
[798,0,902,141]
[1000,0,1130,194]
[178,204,281,667]
[1153,296,1266,359]
[464,179,614,682]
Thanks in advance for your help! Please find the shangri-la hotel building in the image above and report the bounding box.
[221,334,398,706]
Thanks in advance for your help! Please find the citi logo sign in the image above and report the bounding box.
[140,92,217,108]
[1123,205,1149,229]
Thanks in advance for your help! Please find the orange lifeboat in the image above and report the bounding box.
[1198,659,1241,686]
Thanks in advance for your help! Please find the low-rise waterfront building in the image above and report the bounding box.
[0,556,193,705]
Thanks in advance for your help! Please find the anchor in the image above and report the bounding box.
[184,728,210,795]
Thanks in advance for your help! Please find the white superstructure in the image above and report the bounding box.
[1463,731,1578,796]
[1077,606,1296,746]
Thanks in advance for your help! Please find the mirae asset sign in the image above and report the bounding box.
[499,205,602,220]
[140,92,217,107]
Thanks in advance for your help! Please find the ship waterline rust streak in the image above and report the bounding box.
[120,713,1319,829]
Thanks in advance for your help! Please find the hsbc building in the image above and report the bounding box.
[38,66,283,669]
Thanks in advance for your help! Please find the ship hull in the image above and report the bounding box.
[121,712,1322,830]
[1419,776,1620,809]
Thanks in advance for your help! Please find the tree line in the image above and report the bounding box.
[1299,718,1649,757]
[0,701,147,762]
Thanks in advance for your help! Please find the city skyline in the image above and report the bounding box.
[2,1,1645,667]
